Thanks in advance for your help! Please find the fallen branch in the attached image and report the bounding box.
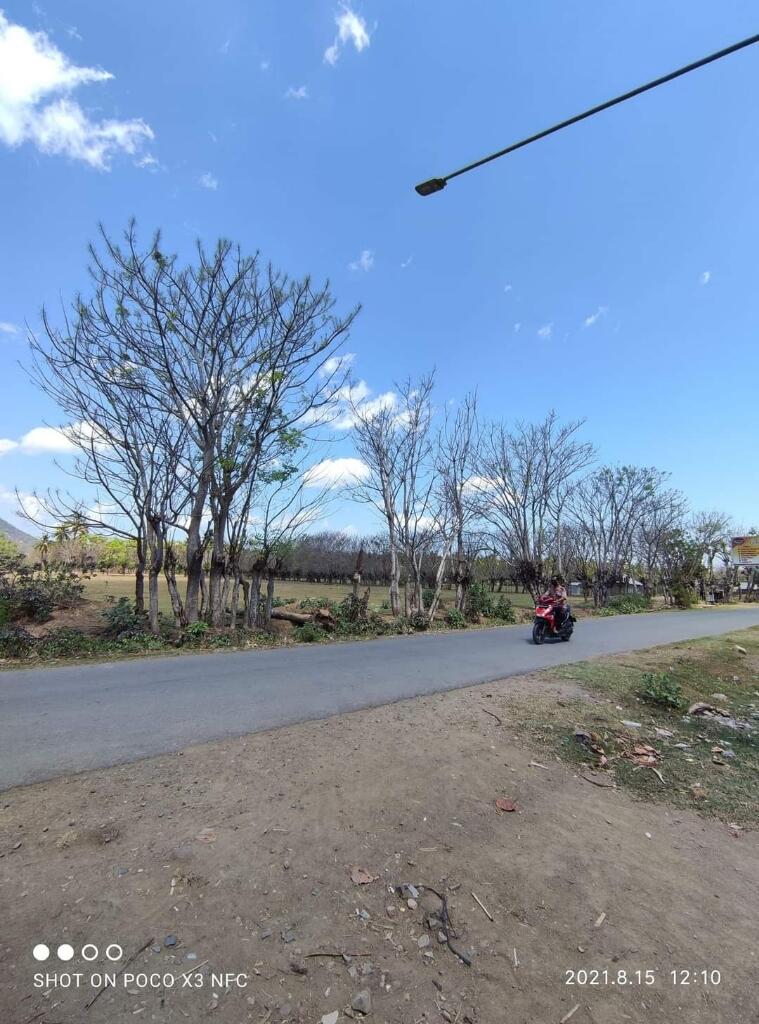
[304,951,372,959]
[412,885,472,967]
[481,708,503,725]
[85,936,154,1010]
[560,1005,580,1024]
[470,891,494,921]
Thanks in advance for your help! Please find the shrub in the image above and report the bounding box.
[605,593,651,614]
[0,625,35,659]
[445,608,467,629]
[640,671,684,709]
[671,583,696,609]
[465,581,493,621]
[293,621,324,643]
[182,620,210,643]
[492,596,516,623]
[409,610,430,631]
[102,596,144,637]
[37,628,99,658]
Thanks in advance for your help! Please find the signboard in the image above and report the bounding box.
[731,536,759,566]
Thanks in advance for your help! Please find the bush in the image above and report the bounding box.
[182,620,210,643]
[37,628,99,658]
[445,608,467,629]
[465,581,493,621]
[605,593,651,615]
[409,610,430,631]
[492,596,516,623]
[102,596,144,637]
[293,621,324,643]
[671,583,696,609]
[0,625,35,659]
[640,671,684,709]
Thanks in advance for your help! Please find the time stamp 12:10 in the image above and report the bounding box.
[565,969,722,987]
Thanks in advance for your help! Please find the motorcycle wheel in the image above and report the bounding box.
[532,620,547,645]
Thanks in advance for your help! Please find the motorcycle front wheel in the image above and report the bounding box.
[532,620,547,645]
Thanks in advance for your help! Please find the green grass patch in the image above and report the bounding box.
[522,628,759,827]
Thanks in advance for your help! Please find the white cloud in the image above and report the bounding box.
[503,284,512,293]
[348,249,374,272]
[135,153,160,171]
[400,255,413,269]
[0,422,96,456]
[284,85,309,100]
[0,439,18,454]
[513,322,521,334]
[583,305,608,328]
[700,270,711,286]
[260,60,270,72]
[218,38,230,55]
[324,5,371,65]
[321,352,355,376]
[333,388,396,429]
[199,172,218,190]
[537,323,553,339]
[303,457,370,488]
[0,11,153,169]
[0,321,19,334]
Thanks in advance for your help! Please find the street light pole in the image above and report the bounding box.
[415,32,759,196]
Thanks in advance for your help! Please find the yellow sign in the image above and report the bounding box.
[731,535,759,565]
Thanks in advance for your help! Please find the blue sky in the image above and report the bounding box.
[1,0,758,535]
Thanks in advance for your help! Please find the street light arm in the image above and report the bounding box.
[415,31,759,196]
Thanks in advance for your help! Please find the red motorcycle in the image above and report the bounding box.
[532,598,574,644]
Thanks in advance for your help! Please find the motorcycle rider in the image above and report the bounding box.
[541,575,570,630]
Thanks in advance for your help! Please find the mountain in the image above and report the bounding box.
[0,517,37,552]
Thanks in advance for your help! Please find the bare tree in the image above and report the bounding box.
[475,413,595,599]
[437,393,479,611]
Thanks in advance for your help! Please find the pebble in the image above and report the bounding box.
[417,934,431,949]
[407,898,418,910]
[352,989,372,1015]
[385,905,397,918]
[281,930,295,944]
[164,935,177,948]
[260,929,272,940]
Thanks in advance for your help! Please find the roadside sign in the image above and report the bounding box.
[730,535,759,566]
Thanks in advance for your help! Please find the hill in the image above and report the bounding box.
[0,516,37,552]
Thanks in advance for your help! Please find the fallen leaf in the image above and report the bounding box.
[495,798,519,813]
[350,866,379,885]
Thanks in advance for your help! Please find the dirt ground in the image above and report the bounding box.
[1,671,757,1024]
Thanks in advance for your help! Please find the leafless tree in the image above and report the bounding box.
[436,393,479,611]
[475,412,595,599]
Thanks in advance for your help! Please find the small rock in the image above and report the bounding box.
[164,935,177,948]
[621,720,641,729]
[735,645,747,654]
[712,693,728,701]
[348,965,358,980]
[290,961,308,975]
[432,979,443,992]
[417,934,431,949]
[260,929,272,940]
[150,945,161,954]
[655,728,674,739]
[356,909,370,921]
[385,905,397,918]
[442,1011,454,1023]
[321,1014,339,1024]
[277,1004,292,1021]
[438,931,448,944]
[360,961,374,976]
[281,929,295,944]
[352,988,372,1015]
[399,883,420,900]
[407,898,418,910]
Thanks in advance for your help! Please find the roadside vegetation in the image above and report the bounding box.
[512,628,759,827]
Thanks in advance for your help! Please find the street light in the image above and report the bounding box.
[415,31,759,196]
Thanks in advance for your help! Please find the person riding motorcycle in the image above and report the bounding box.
[540,576,570,629]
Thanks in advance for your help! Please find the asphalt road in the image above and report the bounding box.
[1,608,758,791]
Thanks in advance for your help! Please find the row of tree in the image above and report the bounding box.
[23,223,753,633]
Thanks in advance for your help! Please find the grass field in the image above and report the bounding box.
[82,573,570,614]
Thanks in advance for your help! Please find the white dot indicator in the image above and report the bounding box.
[105,944,123,962]
[81,943,99,961]
[57,943,74,961]
[33,944,50,961]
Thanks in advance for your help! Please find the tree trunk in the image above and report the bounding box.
[148,569,161,634]
[164,548,187,627]
[389,544,401,616]
[184,446,213,622]
[135,538,146,615]
[209,502,230,626]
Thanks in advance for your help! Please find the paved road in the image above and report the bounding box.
[1,609,758,790]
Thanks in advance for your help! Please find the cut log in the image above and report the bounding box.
[270,609,313,626]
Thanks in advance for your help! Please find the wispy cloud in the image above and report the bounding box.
[503,284,512,293]
[218,38,230,55]
[260,60,270,72]
[348,249,374,272]
[513,322,521,334]
[583,305,608,328]
[324,5,371,65]
[321,352,355,377]
[0,11,153,169]
[400,255,413,269]
[699,270,711,286]
[199,172,218,190]
[0,321,19,335]
[537,323,553,339]
[284,85,309,100]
